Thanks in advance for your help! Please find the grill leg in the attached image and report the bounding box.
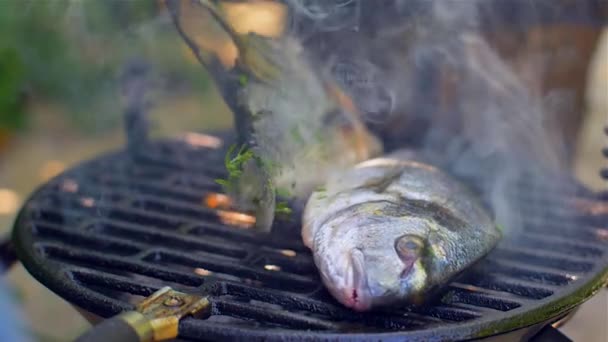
[0,237,17,271]
[528,325,573,342]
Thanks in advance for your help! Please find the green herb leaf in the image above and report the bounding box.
[215,179,229,186]
[218,143,260,194]
[239,74,249,86]
[224,144,237,170]
[275,201,292,215]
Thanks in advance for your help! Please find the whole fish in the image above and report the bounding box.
[167,0,381,231]
[303,150,501,311]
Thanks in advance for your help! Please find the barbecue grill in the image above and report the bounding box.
[8,126,608,341]
[6,1,608,341]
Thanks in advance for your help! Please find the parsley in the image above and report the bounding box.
[215,145,293,218]
[239,74,249,86]
[214,178,230,187]
[275,201,292,215]
[215,144,255,191]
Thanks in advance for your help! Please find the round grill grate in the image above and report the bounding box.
[12,133,608,341]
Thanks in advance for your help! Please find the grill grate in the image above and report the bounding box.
[13,133,608,341]
[603,126,608,182]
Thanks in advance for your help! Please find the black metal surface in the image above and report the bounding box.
[0,237,17,271]
[602,127,608,182]
[12,134,608,341]
[528,325,573,342]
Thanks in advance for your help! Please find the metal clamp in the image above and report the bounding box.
[74,287,210,342]
[133,287,210,341]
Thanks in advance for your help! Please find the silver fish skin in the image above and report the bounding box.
[302,150,501,311]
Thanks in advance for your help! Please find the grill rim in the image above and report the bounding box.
[11,140,608,342]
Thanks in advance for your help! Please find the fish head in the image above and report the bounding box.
[317,207,451,311]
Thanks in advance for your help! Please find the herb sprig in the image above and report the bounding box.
[275,201,292,216]
[216,144,294,217]
[215,144,255,192]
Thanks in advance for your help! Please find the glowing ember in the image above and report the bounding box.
[264,264,281,272]
[60,179,79,193]
[194,268,213,276]
[80,197,95,208]
[217,210,256,229]
[595,228,608,241]
[204,193,233,210]
[573,198,608,216]
[567,274,579,281]
[0,189,20,215]
[280,249,296,257]
[183,132,222,149]
[39,160,66,181]
[459,284,481,292]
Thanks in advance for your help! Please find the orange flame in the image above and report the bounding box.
[60,179,79,193]
[204,193,233,210]
[194,268,213,276]
[264,264,281,271]
[595,228,608,241]
[572,198,608,216]
[183,133,222,149]
[216,210,256,229]
[80,197,95,208]
[204,193,255,229]
[280,249,297,257]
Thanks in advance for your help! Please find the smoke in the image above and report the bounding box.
[286,0,360,36]
[284,0,592,233]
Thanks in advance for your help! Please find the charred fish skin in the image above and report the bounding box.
[303,151,501,311]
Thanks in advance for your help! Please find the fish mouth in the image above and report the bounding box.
[342,286,372,311]
[341,248,372,311]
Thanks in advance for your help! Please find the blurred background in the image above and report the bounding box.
[0,1,233,340]
[0,1,605,341]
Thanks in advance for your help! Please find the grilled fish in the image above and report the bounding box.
[302,150,501,311]
[168,0,381,231]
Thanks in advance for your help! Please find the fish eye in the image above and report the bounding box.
[404,240,421,251]
[395,235,424,260]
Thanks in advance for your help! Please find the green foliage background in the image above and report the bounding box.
[0,0,209,134]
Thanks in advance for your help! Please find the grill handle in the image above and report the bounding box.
[74,312,146,342]
[74,287,210,342]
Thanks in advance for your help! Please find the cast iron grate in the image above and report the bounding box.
[12,133,608,341]
[602,127,608,182]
